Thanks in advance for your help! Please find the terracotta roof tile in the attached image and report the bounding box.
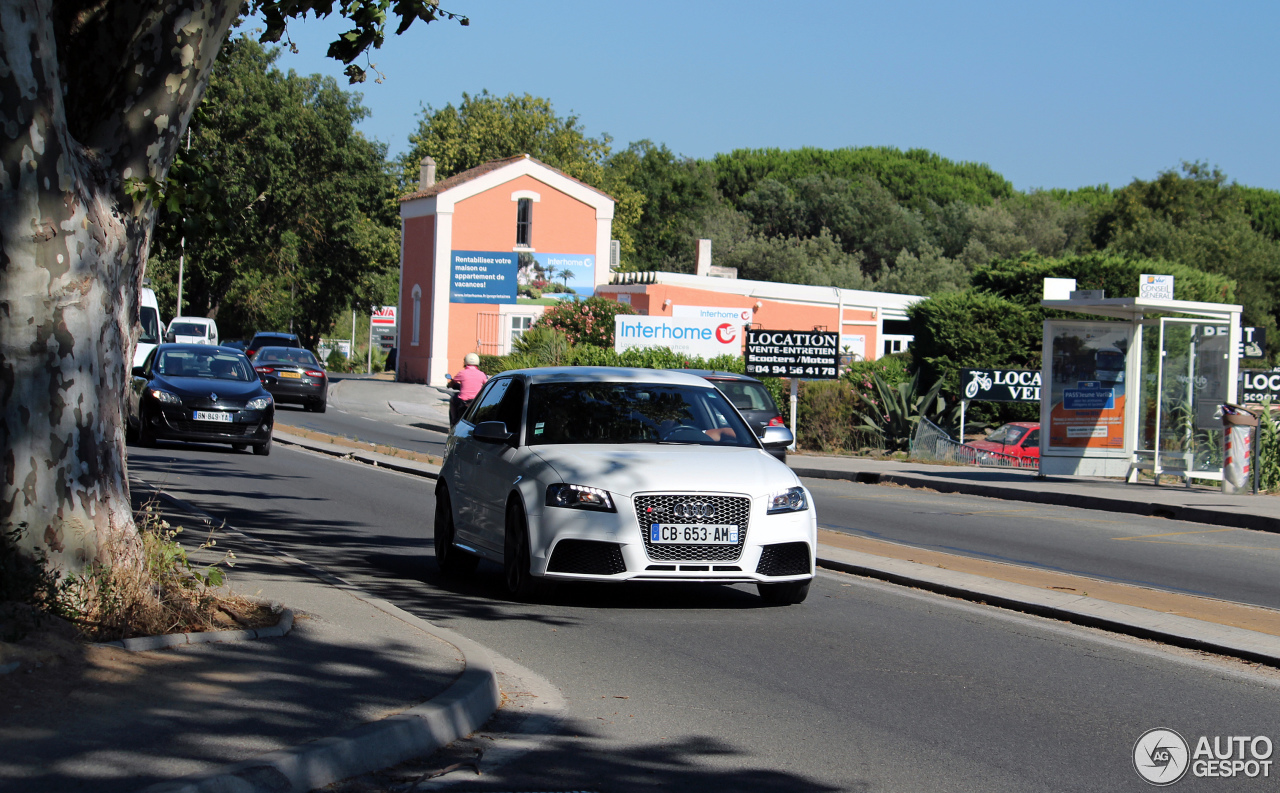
[399,153,614,203]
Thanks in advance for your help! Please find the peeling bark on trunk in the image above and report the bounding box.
[0,0,238,571]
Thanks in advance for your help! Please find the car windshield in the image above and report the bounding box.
[169,322,208,337]
[140,307,160,344]
[253,335,298,347]
[155,350,254,381]
[711,380,776,412]
[985,424,1029,444]
[256,348,318,367]
[526,382,757,447]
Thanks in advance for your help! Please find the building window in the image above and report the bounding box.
[516,198,532,247]
[411,284,422,346]
[510,315,534,350]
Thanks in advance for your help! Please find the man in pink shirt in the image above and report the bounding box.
[448,352,489,426]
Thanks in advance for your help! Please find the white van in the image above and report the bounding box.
[133,287,163,367]
[165,316,219,346]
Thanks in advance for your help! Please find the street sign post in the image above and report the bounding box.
[745,330,839,450]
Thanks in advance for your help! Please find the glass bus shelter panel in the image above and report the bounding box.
[1154,319,1227,473]
[1137,320,1161,457]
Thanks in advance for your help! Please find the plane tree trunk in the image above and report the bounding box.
[0,0,239,570]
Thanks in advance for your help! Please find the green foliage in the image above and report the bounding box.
[148,36,400,345]
[398,90,645,258]
[851,371,956,452]
[973,251,1237,307]
[796,380,858,452]
[908,291,1041,392]
[255,0,470,84]
[719,229,871,288]
[1258,403,1280,493]
[1091,163,1280,333]
[533,296,638,347]
[512,326,572,366]
[711,146,1015,211]
[843,353,912,390]
[606,141,723,272]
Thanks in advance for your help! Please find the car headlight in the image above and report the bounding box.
[246,396,272,410]
[545,483,616,512]
[150,389,182,405]
[767,486,808,514]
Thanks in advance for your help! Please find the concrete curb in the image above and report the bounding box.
[817,545,1280,667]
[792,466,1280,535]
[97,606,294,653]
[272,429,441,480]
[133,485,500,793]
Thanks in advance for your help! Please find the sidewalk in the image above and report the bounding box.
[0,495,498,793]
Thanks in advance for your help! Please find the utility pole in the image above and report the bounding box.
[367,315,374,374]
[350,309,356,366]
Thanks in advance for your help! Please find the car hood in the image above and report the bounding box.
[153,376,267,401]
[529,444,799,497]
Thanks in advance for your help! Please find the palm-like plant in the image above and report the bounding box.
[512,326,571,367]
[852,371,957,452]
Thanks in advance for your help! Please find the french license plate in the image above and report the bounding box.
[193,411,232,423]
[279,371,301,379]
[650,524,739,545]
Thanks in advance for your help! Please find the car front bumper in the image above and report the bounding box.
[149,404,273,444]
[527,491,816,584]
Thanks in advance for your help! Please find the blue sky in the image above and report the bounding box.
[256,0,1280,192]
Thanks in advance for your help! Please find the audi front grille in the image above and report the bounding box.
[633,494,750,562]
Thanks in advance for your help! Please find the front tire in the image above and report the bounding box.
[758,579,811,605]
[434,487,478,575]
[137,404,157,448]
[253,434,272,456]
[504,501,546,599]
[232,443,247,452]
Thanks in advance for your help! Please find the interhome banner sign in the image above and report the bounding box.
[960,369,1042,402]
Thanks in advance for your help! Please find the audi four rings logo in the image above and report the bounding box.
[673,502,716,519]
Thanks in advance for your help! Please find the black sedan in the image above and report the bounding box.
[127,344,274,455]
[252,346,328,412]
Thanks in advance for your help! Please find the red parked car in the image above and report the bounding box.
[967,422,1040,463]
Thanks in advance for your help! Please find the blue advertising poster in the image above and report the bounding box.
[518,252,596,298]
[1062,388,1115,410]
[450,251,517,303]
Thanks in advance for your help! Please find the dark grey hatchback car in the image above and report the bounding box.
[127,344,275,455]
[679,370,791,462]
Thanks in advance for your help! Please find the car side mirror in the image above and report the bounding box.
[131,366,145,378]
[759,425,794,448]
[474,421,512,443]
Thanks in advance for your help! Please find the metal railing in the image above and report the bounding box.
[910,417,1037,469]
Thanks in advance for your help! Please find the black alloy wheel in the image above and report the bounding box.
[757,579,811,605]
[434,487,478,575]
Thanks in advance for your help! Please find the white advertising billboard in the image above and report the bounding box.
[671,304,753,324]
[614,316,743,358]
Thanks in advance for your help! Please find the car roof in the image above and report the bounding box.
[673,369,765,384]
[999,421,1040,429]
[256,346,313,355]
[498,366,719,387]
[156,343,244,354]
[251,332,298,340]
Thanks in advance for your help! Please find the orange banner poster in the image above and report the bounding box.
[1046,322,1133,450]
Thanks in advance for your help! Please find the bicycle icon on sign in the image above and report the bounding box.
[965,371,992,399]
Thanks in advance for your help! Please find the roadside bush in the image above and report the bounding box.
[797,380,857,452]
[534,296,637,347]
[1258,402,1280,493]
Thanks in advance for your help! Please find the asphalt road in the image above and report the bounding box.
[271,394,1280,612]
[127,440,1280,792]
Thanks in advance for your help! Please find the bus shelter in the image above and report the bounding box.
[1037,296,1242,484]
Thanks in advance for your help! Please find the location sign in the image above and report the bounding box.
[745,330,839,379]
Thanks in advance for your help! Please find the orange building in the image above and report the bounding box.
[398,154,921,384]
[597,272,920,362]
[397,154,616,385]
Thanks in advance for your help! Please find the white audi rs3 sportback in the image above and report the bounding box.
[435,367,816,604]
